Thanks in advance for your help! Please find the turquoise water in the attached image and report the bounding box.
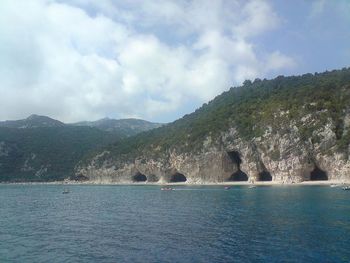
[0,185,350,262]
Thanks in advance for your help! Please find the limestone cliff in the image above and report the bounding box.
[76,68,350,183]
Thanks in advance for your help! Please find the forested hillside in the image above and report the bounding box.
[77,67,350,184]
[71,118,163,136]
[0,116,162,182]
[98,68,350,161]
[0,126,120,182]
[2,68,350,183]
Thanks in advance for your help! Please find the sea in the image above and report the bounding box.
[0,184,349,262]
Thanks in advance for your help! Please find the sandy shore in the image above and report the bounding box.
[1,180,349,186]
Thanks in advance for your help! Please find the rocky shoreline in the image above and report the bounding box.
[77,108,350,184]
[1,179,349,186]
[75,69,350,185]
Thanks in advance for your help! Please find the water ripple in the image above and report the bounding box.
[0,185,350,262]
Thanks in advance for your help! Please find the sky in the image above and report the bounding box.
[0,0,349,123]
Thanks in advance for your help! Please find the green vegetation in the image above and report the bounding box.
[71,118,163,137]
[0,115,163,182]
[101,68,350,161]
[2,67,350,181]
[0,126,120,182]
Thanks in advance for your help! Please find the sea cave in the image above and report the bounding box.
[227,151,242,167]
[258,171,272,181]
[170,172,187,182]
[310,166,328,181]
[227,151,248,181]
[132,172,147,182]
[228,170,248,181]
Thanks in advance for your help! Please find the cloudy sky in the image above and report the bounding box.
[1,0,349,123]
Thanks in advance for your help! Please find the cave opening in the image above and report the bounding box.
[228,170,248,181]
[258,171,272,181]
[227,151,242,167]
[170,172,187,182]
[226,151,249,181]
[132,172,147,182]
[310,166,328,181]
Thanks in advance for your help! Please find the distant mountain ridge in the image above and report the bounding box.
[0,115,162,182]
[71,118,163,136]
[0,114,65,128]
[0,126,120,182]
[0,115,163,137]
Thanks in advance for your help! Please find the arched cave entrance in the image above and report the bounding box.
[227,151,248,181]
[132,172,147,182]
[227,151,242,167]
[258,171,272,181]
[228,170,248,181]
[310,166,328,181]
[170,172,187,182]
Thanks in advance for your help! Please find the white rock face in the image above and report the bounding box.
[76,116,350,183]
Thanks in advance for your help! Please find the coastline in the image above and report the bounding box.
[1,180,349,186]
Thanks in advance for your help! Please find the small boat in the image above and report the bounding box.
[248,185,256,189]
[62,189,70,194]
[330,184,340,188]
[161,187,173,191]
[342,186,350,191]
[224,186,231,190]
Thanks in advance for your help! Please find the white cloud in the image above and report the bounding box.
[309,0,350,20]
[310,0,326,18]
[233,0,280,38]
[0,0,296,122]
[265,51,296,73]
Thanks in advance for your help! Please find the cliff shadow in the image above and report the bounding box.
[310,166,328,181]
[170,172,187,182]
[258,171,272,181]
[228,170,248,181]
[132,172,147,182]
[227,151,242,167]
[226,151,248,181]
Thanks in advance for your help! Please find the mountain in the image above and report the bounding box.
[0,126,120,182]
[0,116,162,182]
[76,68,350,184]
[0,114,65,128]
[2,68,350,183]
[0,115,163,137]
[71,118,163,137]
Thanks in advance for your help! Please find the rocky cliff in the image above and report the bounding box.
[76,68,350,183]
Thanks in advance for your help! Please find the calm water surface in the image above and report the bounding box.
[0,185,350,262]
